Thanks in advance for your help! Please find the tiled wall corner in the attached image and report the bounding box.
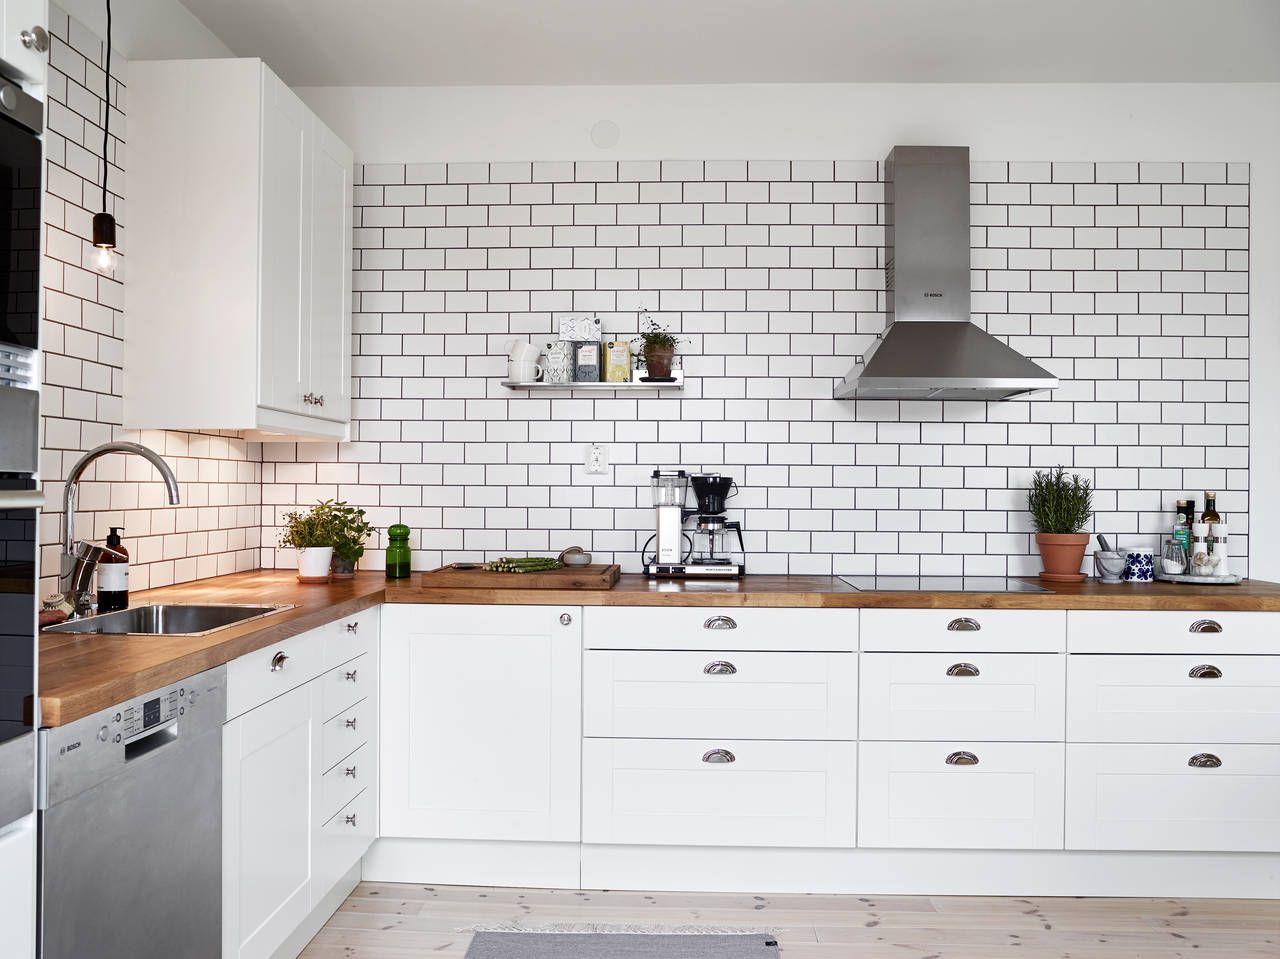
[38,4,262,596]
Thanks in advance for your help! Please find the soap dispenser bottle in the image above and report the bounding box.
[98,527,130,612]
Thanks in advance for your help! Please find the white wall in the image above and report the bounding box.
[57,0,231,61]
[298,81,1280,580]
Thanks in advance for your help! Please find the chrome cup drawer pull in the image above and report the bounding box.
[1190,619,1223,633]
[1189,664,1223,679]
[704,615,738,630]
[945,751,980,766]
[704,661,737,675]
[946,662,980,677]
[947,617,981,632]
[702,748,736,764]
[269,651,288,672]
[1188,753,1222,768]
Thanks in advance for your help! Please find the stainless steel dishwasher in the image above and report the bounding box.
[38,666,226,959]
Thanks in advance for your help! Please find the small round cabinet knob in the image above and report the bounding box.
[559,613,573,626]
[20,26,49,52]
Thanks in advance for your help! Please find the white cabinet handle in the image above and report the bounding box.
[946,662,980,677]
[1189,664,1223,679]
[947,617,981,632]
[945,751,980,766]
[1188,753,1222,768]
[270,651,288,672]
[703,661,737,675]
[704,615,738,630]
[1189,619,1222,633]
[702,748,736,764]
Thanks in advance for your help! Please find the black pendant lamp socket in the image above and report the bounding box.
[91,0,117,275]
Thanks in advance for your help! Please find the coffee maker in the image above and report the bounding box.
[643,470,746,578]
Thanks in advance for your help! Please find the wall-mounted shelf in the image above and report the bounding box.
[502,372,684,393]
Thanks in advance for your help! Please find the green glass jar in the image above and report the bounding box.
[385,524,412,580]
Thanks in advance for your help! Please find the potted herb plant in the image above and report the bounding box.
[632,312,682,379]
[278,500,341,583]
[330,502,374,579]
[1028,466,1094,582]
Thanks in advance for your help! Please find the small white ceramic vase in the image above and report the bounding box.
[296,546,334,582]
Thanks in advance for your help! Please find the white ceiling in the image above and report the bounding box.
[175,0,1280,87]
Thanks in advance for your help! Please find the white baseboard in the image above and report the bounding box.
[271,863,361,959]
[581,845,1280,899]
[365,838,581,889]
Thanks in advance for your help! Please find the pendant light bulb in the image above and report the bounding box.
[91,244,118,276]
[91,210,117,275]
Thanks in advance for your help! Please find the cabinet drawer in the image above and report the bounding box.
[322,698,369,770]
[858,741,1065,850]
[1068,654,1280,743]
[582,738,856,848]
[584,607,857,652]
[226,628,326,720]
[861,609,1065,653]
[1068,610,1280,654]
[1066,743,1280,851]
[321,653,370,722]
[322,607,377,669]
[314,787,374,895]
[860,653,1065,741]
[583,650,857,740]
[320,742,368,824]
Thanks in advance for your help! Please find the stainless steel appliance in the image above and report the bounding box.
[38,667,226,959]
[643,470,746,578]
[835,145,1058,401]
[840,576,1049,593]
[0,73,43,847]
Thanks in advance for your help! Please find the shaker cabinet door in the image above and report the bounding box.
[305,117,353,423]
[380,604,582,842]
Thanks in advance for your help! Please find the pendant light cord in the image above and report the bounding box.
[101,0,111,212]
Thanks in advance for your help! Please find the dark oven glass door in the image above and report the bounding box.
[0,478,37,746]
[0,109,40,352]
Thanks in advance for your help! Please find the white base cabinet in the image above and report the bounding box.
[223,608,378,959]
[0,814,36,959]
[380,605,581,842]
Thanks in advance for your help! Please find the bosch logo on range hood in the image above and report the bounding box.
[835,145,1058,401]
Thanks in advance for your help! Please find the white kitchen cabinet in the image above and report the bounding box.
[861,608,1066,653]
[380,604,582,842]
[1067,610,1279,654]
[126,58,353,440]
[0,0,48,84]
[860,652,1065,741]
[582,738,857,848]
[223,681,319,959]
[858,741,1065,850]
[1066,743,1280,852]
[584,606,858,652]
[0,814,35,959]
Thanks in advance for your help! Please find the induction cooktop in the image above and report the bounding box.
[839,576,1051,593]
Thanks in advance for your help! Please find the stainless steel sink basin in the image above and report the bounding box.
[43,604,293,636]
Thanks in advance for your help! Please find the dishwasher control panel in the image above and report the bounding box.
[39,665,227,809]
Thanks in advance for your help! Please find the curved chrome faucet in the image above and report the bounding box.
[60,442,180,613]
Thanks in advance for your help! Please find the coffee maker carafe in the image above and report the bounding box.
[642,470,746,578]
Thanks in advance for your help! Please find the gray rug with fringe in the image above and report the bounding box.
[465,931,780,958]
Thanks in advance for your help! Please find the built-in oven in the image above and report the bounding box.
[0,75,43,838]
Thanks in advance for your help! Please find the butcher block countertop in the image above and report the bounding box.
[38,569,1280,726]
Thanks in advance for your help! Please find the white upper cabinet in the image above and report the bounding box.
[126,58,353,440]
[0,0,48,84]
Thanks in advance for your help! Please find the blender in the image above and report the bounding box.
[642,470,746,578]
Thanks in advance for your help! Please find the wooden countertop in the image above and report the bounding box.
[387,572,1280,610]
[38,571,385,727]
[39,568,1280,727]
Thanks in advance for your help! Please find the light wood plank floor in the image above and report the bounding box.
[298,882,1280,957]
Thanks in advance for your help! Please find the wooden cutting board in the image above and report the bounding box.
[419,563,621,590]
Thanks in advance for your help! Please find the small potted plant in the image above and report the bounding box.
[632,312,682,379]
[330,502,374,579]
[1028,466,1094,582]
[278,500,341,583]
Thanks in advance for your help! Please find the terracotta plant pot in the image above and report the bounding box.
[1035,532,1090,582]
[643,344,675,378]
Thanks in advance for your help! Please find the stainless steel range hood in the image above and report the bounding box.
[835,146,1058,401]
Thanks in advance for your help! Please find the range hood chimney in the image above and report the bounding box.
[835,146,1058,401]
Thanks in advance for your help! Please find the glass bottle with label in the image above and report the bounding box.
[1201,492,1221,525]
[97,527,129,612]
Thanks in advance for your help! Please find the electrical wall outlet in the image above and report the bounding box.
[585,444,609,475]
